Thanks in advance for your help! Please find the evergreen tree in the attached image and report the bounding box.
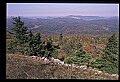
[59,33,63,45]
[105,33,119,55]
[75,41,91,65]
[26,32,43,56]
[44,37,55,58]
[7,40,16,54]
[25,31,35,55]
[11,16,28,43]
[7,17,46,56]
[103,33,119,74]
[76,39,86,57]
[7,16,28,54]
[33,32,43,55]
[89,33,119,74]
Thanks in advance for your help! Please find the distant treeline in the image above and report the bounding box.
[7,16,119,36]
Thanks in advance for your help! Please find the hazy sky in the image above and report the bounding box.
[7,3,119,17]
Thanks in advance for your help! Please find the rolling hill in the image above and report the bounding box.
[6,15,119,36]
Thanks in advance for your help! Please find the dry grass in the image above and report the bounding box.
[6,54,118,80]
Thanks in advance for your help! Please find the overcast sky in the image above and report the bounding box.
[7,3,119,17]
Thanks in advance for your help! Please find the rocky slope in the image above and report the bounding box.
[6,54,118,79]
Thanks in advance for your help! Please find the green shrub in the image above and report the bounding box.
[95,49,104,54]
[64,54,92,66]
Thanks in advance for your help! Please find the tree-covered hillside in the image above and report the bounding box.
[7,16,119,36]
[6,17,119,79]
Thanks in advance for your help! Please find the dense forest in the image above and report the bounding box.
[6,17,119,79]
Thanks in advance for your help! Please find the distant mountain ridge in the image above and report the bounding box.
[65,15,106,20]
[6,15,119,36]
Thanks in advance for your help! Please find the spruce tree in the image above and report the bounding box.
[7,17,45,56]
[44,37,55,58]
[8,16,28,54]
[103,33,119,74]
[89,33,119,74]
[33,32,43,55]
[76,39,86,57]
[74,39,92,65]
[59,33,63,45]
[105,33,119,55]
[11,17,28,43]
[26,32,43,56]
[25,31,34,55]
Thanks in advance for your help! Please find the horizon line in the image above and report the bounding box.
[7,15,119,17]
